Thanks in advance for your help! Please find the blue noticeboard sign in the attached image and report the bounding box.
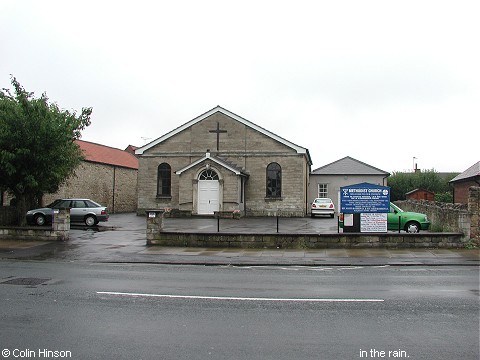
[340,182,390,213]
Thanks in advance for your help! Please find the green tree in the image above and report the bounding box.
[0,77,92,224]
[388,172,415,201]
[388,170,458,202]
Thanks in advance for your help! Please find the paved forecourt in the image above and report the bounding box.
[0,213,478,266]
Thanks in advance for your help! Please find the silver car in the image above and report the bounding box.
[26,198,109,227]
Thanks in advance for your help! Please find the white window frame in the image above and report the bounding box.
[317,183,328,198]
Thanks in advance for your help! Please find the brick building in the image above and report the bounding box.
[449,161,480,204]
[405,188,435,201]
[135,106,312,217]
[43,140,139,213]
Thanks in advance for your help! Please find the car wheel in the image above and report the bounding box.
[35,214,46,226]
[311,214,315,218]
[405,221,420,233]
[330,214,335,218]
[84,215,97,227]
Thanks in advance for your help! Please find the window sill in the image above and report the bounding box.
[156,195,172,200]
[265,197,283,201]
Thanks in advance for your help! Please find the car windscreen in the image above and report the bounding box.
[390,204,404,213]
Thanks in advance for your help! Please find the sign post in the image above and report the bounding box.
[340,183,390,233]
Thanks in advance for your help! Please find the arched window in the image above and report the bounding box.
[157,163,171,196]
[199,168,219,180]
[266,162,281,198]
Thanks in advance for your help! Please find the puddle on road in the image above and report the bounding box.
[70,225,116,232]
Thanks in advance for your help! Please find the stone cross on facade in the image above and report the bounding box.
[209,122,227,151]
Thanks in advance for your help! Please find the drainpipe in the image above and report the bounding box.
[112,166,116,214]
[382,175,389,186]
[244,177,248,216]
[305,164,309,216]
[450,181,455,204]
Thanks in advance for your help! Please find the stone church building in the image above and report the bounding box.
[136,106,312,217]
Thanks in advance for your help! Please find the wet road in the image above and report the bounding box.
[1,214,478,359]
[0,260,478,360]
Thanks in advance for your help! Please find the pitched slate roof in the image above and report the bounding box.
[311,156,389,176]
[76,140,139,170]
[135,106,312,165]
[449,161,480,183]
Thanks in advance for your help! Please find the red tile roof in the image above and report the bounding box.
[124,145,139,157]
[76,140,139,170]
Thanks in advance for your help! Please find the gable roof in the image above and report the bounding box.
[449,161,480,183]
[311,156,389,176]
[135,106,312,165]
[76,140,139,170]
[175,151,249,177]
[405,188,435,195]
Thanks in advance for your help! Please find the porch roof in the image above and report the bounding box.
[175,151,249,177]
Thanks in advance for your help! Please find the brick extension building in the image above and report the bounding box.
[449,161,480,204]
[43,140,139,213]
[135,106,312,216]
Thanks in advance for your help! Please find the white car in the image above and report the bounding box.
[311,197,335,218]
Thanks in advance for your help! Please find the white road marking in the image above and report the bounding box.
[220,265,372,272]
[400,268,428,271]
[97,291,384,302]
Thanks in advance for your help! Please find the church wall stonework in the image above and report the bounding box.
[137,109,310,217]
[137,156,190,212]
[244,154,307,217]
[138,154,307,216]
[142,113,294,157]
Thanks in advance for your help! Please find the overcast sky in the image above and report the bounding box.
[1,0,478,173]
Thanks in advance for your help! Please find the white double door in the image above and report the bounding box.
[198,180,220,215]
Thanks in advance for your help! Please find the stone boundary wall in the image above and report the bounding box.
[148,231,464,249]
[395,200,469,235]
[468,186,479,241]
[396,186,479,243]
[0,209,70,241]
[0,227,65,241]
